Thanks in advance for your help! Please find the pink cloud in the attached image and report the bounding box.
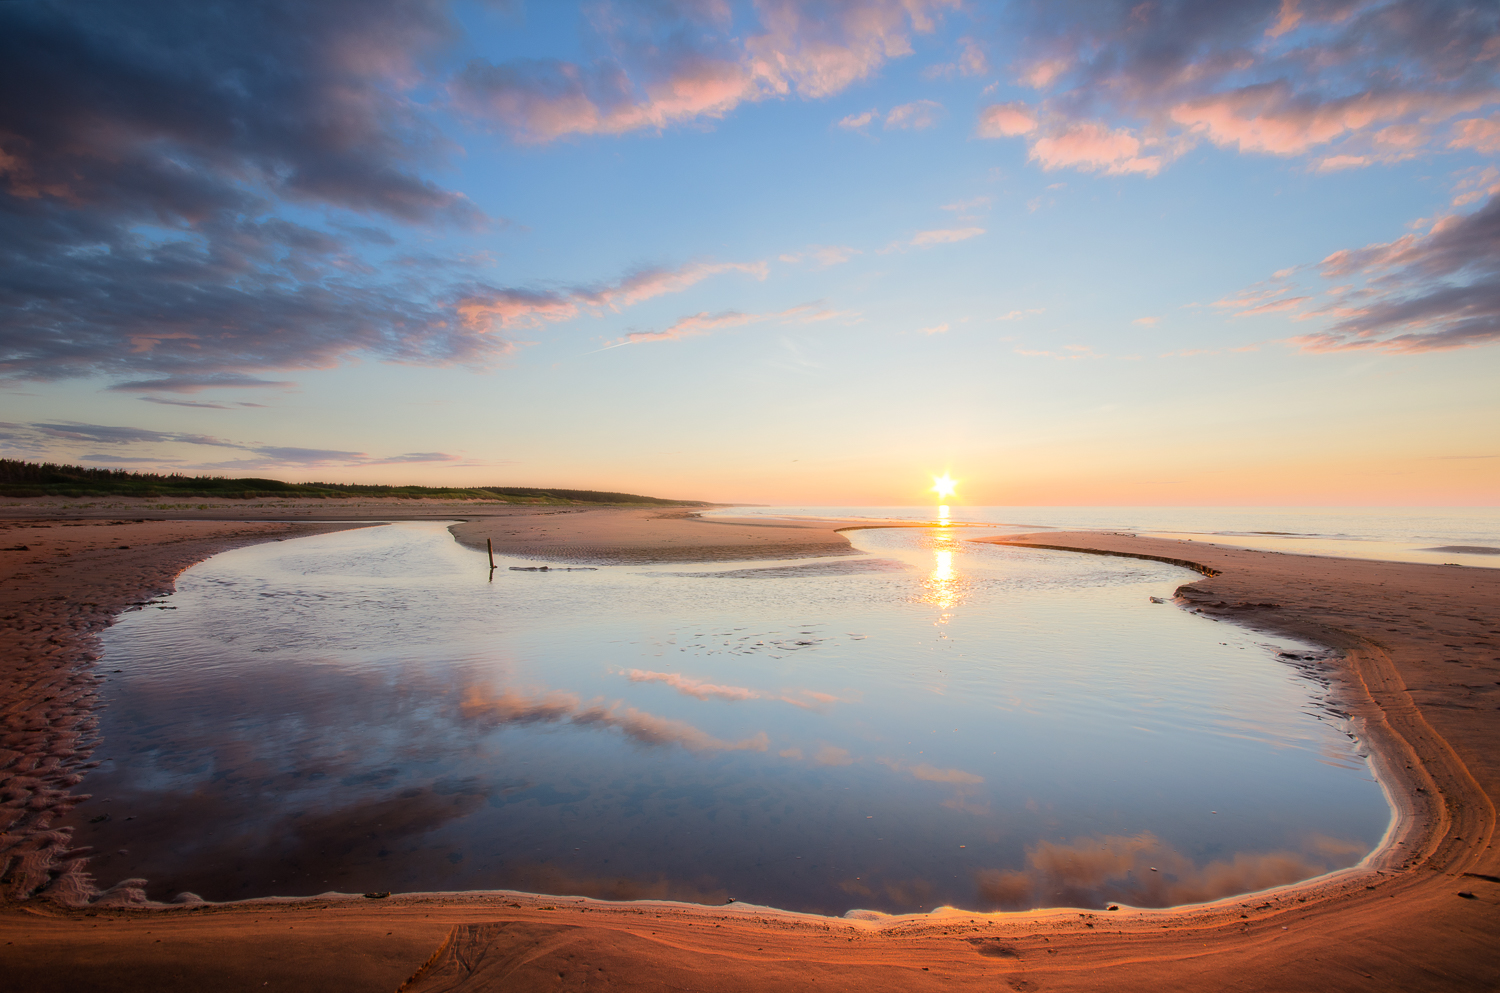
[910,226,984,247]
[885,99,944,130]
[919,322,949,335]
[1029,122,1161,176]
[459,684,769,753]
[975,101,1037,138]
[1316,154,1370,172]
[837,109,877,129]
[748,0,960,100]
[622,668,842,710]
[940,196,991,214]
[779,245,861,267]
[455,1,960,143]
[623,669,764,702]
[975,831,1353,910]
[989,3,1500,177]
[456,260,766,333]
[610,302,849,348]
[624,311,758,345]
[1233,295,1312,317]
[1451,116,1500,155]
[909,763,982,784]
[1169,86,1494,159]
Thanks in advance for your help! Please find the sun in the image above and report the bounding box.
[931,473,957,500]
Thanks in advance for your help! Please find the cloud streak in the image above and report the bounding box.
[456,261,769,334]
[621,668,841,710]
[5,420,465,471]
[604,303,849,348]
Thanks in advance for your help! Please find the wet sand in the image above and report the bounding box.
[1,510,1497,992]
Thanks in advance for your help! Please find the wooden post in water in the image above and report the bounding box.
[487,538,496,571]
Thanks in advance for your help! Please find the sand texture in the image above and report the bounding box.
[0,512,1496,992]
[450,507,856,564]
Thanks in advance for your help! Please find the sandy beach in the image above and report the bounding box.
[1,506,1497,992]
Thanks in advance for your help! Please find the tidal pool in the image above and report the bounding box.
[72,522,1391,915]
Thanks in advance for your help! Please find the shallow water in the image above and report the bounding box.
[74,523,1390,915]
[713,506,1500,569]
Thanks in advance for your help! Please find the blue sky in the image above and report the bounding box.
[2,0,1497,504]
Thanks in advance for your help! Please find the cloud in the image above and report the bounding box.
[980,1,1500,176]
[919,323,949,335]
[815,745,853,766]
[459,684,769,754]
[923,35,988,80]
[621,668,838,709]
[975,831,1360,910]
[0,0,538,387]
[622,311,760,345]
[77,454,183,465]
[976,102,1038,137]
[607,302,848,348]
[1028,122,1161,176]
[138,397,234,410]
[250,446,369,463]
[17,419,465,470]
[996,308,1044,321]
[941,196,992,214]
[624,669,765,702]
[1451,115,1500,154]
[1287,192,1500,353]
[908,763,982,784]
[838,109,878,130]
[779,245,861,267]
[456,260,768,334]
[31,422,238,447]
[1132,316,1159,326]
[451,0,960,143]
[910,227,985,248]
[108,375,297,394]
[885,100,944,130]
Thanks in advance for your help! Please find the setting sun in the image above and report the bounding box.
[931,474,957,500]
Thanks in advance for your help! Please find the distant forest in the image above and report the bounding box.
[0,459,708,506]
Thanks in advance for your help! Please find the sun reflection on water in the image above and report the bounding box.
[921,532,963,611]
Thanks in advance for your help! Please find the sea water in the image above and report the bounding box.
[73,522,1391,914]
[710,506,1500,568]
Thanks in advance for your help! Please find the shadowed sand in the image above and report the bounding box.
[1,511,1497,992]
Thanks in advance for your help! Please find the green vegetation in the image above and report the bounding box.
[0,460,709,506]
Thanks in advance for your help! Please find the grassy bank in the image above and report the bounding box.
[0,460,708,506]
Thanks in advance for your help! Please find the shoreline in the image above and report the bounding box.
[1,510,1496,991]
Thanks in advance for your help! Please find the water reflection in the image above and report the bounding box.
[70,523,1391,914]
[919,530,965,612]
[974,831,1367,910]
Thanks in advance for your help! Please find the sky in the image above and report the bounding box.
[1,0,1497,506]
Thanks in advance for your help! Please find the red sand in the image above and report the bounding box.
[1,510,1496,991]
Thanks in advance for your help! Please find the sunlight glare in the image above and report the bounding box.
[931,474,957,500]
